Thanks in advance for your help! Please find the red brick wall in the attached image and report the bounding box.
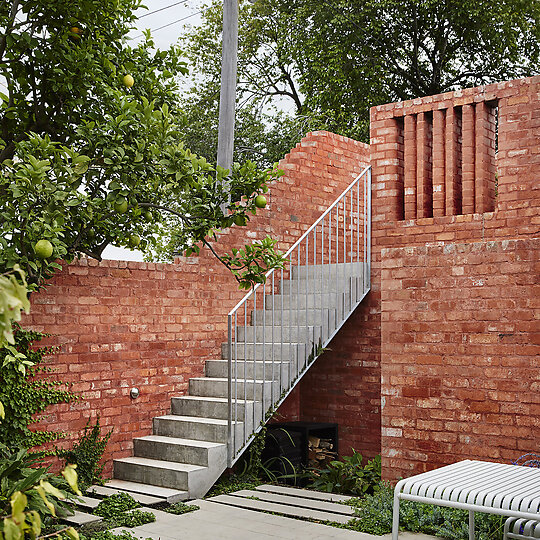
[371,75,539,480]
[381,239,539,478]
[24,131,369,473]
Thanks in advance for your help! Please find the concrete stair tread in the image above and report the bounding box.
[136,434,225,449]
[156,414,231,426]
[104,480,188,503]
[114,456,206,473]
[174,395,257,405]
[191,377,271,384]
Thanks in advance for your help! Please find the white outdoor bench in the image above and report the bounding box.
[504,517,540,540]
[392,460,540,540]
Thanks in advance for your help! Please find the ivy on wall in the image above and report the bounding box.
[0,325,77,449]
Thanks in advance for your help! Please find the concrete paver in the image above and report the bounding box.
[116,497,441,540]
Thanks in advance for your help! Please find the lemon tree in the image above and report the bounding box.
[0,0,283,292]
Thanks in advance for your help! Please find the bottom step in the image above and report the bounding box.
[103,479,188,503]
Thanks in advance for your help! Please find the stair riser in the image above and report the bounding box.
[133,439,210,467]
[221,342,306,362]
[279,277,359,295]
[291,262,365,280]
[205,360,290,380]
[190,378,281,402]
[236,325,321,344]
[114,461,188,491]
[153,417,242,443]
[171,397,261,421]
[266,293,354,312]
[251,309,337,328]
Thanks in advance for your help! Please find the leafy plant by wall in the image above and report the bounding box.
[58,417,112,489]
[0,325,77,449]
[308,451,381,496]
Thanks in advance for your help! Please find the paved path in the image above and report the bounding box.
[109,485,440,540]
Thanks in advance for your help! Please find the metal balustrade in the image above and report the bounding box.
[226,166,372,467]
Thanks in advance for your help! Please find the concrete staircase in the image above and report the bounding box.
[112,263,366,500]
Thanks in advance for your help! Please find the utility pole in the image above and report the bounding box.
[216,0,238,181]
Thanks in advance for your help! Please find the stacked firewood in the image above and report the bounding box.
[308,435,337,468]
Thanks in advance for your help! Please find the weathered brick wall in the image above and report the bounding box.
[381,239,539,478]
[24,131,369,473]
[371,75,539,480]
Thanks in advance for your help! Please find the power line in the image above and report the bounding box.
[130,8,208,40]
[138,1,191,19]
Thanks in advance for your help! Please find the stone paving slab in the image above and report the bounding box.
[256,483,352,503]
[116,497,441,540]
[62,510,102,527]
[208,493,353,524]
[232,488,354,515]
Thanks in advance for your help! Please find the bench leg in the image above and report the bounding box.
[392,493,400,540]
[469,511,475,540]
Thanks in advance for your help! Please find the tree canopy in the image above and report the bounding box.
[180,0,540,146]
[0,0,282,290]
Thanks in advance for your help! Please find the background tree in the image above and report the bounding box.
[180,0,540,148]
[0,0,282,291]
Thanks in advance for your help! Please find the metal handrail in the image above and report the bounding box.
[226,165,371,467]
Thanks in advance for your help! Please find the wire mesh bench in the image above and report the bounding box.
[392,460,540,540]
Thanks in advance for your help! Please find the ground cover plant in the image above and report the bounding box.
[342,483,505,540]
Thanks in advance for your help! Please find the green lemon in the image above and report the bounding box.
[114,198,128,214]
[34,239,53,259]
[254,195,267,209]
[128,234,141,248]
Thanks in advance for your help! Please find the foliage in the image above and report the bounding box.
[0,325,76,449]
[221,236,285,290]
[58,417,112,489]
[93,493,155,529]
[206,474,262,497]
[106,509,155,528]
[0,266,30,348]
[307,452,381,496]
[80,530,150,540]
[164,502,200,515]
[181,0,540,145]
[0,443,81,540]
[0,0,284,292]
[344,483,505,540]
[93,493,139,520]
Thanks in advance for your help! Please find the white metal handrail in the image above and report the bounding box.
[226,165,371,467]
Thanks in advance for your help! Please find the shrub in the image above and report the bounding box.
[94,493,140,519]
[58,416,112,488]
[308,451,381,496]
[345,483,505,540]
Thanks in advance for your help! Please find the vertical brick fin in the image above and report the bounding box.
[474,102,497,213]
[445,106,462,215]
[462,104,476,214]
[417,112,433,218]
[404,114,417,219]
[486,104,497,211]
[396,117,405,221]
[432,109,446,217]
